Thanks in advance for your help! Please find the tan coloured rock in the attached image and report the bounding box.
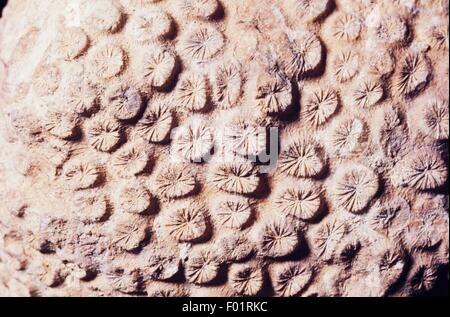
[0,0,448,297]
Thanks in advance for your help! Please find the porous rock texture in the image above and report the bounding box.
[0,0,449,297]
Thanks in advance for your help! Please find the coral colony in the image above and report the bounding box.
[0,0,448,297]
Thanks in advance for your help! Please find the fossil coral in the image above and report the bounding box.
[138,46,177,89]
[136,100,174,143]
[332,14,361,41]
[274,180,322,221]
[368,197,411,237]
[65,82,98,116]
[213,196,253,229]
[229,264,264,296]
[223,119,267,158]
[83,0,123,34]
[378,106,408,158]
[129,8,172,42]
[63,159,102,190]
[259,218,300,258]
[179,23,225,62]
[176,72,209,112]
[106,84,143,121]
[332,50,359,83]
[111,215,149,252]
[419,99,449,140]
[368,49,396,78]
[32,64,61,97]
[172,117,214,163]
[155,164,197,199]
[44,110,79,140]
[428,24,449,51]
[301,88,339,127]
[395,53,431,97]
[54,27,89,61]
[403,207,449,251]
[408,259,439,294]
[185,248,221,285]
[376,16,408,45]
[212,61,242,109]
[273,263,313,297]
[162,201,208,242]
[352,81,384,108]
[87,117,122,153]
[255,71,293,115]
[278,135,325,178]
[146,245,180,281]
[373,246,406,295]
[331,163,379,213]
[328,117,367,157]
[0,0,448,298]
[401,150,447,191]
[106,266,140,294]
[180,0,220,19]
[312,218,347,261]
[276,31,323,79]
[72,190,108,224]
[217,234,254,263]
[87,43,126,81]
[208,160,261,195]
[287,0,331,22]
[109,141,152,178]
[116,181,153,215]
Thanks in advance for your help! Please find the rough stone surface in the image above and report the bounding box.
[0,0,448,297]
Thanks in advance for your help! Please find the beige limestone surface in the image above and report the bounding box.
[0,0,448,297]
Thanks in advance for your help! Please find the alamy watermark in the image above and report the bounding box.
[169,123,279,174]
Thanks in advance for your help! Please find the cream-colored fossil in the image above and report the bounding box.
[115,180,153,215]
[87,117,122,153]
[106,84,143,121]
[213,196,253,229]
[54,27,89,61]
[137,45,177,89]
[178,22,225,62]
[109,141,153,178]
[87,43,126,81]
[273,263,314,297]
[145,244,180,281]
[63,158,102,190]
[72,190,109,224]
[44,110,80,140]
[419,99,449,140]
[229,263,264,296]
[208,160,261,195]
[259,218,300,258]
[332,50,359,83]
[278,134,325,178]
[185,248,221,285]
[223,117,267,157]
[217,233,254,263]
[129,7,173,42]
[0,0,448,298]
[171,116,214,162]
[273,180,322,221]
[161,200,208,242]
[135,98,174,143]
[176,72,209,112]
[155,163,198,199]
[301,87,339,127]
[331,163,379,213]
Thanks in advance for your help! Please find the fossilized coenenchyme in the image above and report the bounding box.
[0,0,448,297]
